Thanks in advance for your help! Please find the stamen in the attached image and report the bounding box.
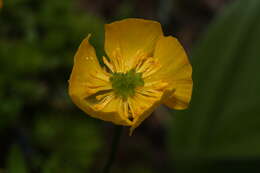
[127,97,139,119]
[142,61,161,78]
[136,59,159,79]
[136,88,162,98]
[111,48,125,73]
[135,56,148,72]
[98,49,168,121]
[144,81,168,90]
[83,70,112,96]
[130,50,148,70]
[96,91,113,101]
[103,56,115,73]
[85,84,112,96]
[93,94,114,110]
[89,72,110,82]
[123,101,130,120]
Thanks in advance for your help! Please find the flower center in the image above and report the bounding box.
[110,69,144,99]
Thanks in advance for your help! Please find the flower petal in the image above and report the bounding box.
[164,80,193,110]
[105,18,163,65]
[69,34,110,98]
[69,35,132,125]
[129,89,169,135]
[128,83,169,134]
[71,94,133,126]
[153,36,193,110]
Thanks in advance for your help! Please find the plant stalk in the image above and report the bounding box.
[102,125,123,173]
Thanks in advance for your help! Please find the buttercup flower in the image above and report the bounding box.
[69,18,192,134]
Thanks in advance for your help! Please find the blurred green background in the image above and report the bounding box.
[1,0,260,172]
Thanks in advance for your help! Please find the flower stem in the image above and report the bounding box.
[102,125,123,173]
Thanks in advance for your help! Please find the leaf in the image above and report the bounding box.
[6,145,28,173]
[167,0,260,170]
[32,114,102,173]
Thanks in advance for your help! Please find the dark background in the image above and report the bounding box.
[1,0,260,172]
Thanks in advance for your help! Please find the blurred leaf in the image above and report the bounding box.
[168,0,260,171]
[0,0,105,172]
[0,0,104,124]
[33,114,102,173]
[126,165,155,173]
[42,154,83,173]
[6,145,28,173]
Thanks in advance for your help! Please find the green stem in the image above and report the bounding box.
[102,126,123,173]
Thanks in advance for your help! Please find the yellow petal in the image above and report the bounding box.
[164,80,193,110]
[69,34,109,98]
[69,35,132,126]
[129,89,169,135]
[153,36,193,110]
[70,94,132,126]
[105,18,163,69]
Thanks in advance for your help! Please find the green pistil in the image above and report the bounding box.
[110,69,144,99]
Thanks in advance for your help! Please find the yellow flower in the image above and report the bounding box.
[69,18,192,134]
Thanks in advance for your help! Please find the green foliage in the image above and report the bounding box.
[7,145,29,173]
[0,0,104,172]
[0,0,104,127]
[124,165,156,173]
[168,0,260,172]
[34,115,102,173]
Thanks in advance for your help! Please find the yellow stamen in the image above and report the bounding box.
[85,84,112,96]
[128,50,148,71]
[123,101,130,120]
[111,48,125,73]
[144,81,168,90]
[103,56,115,73]
[83,70,112,96]
[96,91,113,101]
[89,70,110,82]
[142,60,161,78]
[127,97,141,119]
[93,94,114,110]
[101,49,167,122]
